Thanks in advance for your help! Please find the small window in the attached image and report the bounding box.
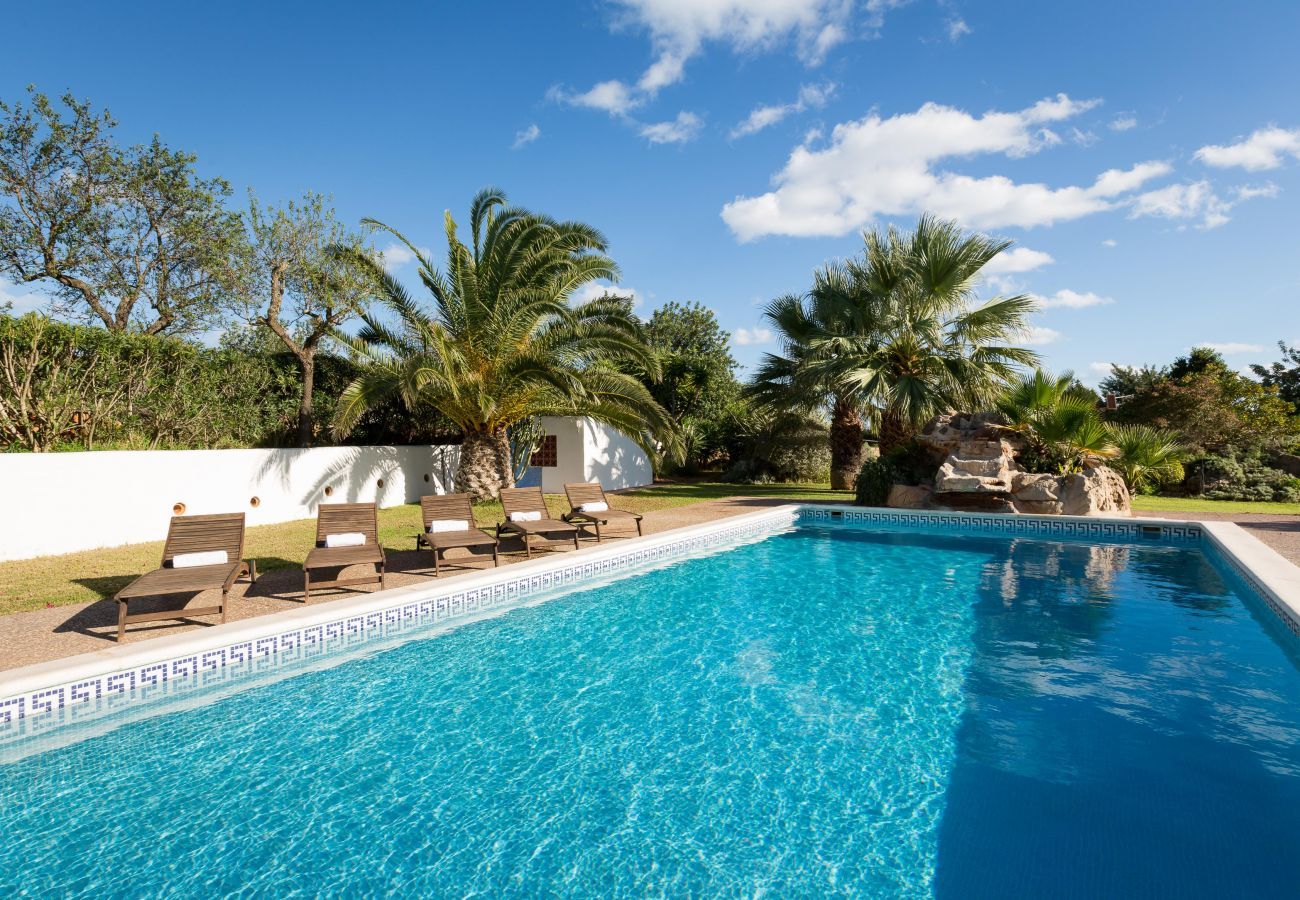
[530,435,558,468]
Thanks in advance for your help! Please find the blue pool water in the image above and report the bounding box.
[4,523,1300,897]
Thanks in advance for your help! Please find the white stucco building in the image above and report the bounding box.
[519,417,654,493]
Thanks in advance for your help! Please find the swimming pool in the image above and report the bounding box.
[3,513,1300,897]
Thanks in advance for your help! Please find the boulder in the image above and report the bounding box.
[1058,466,1132,516]
[934,438,1020,494]
[887,484,933,509]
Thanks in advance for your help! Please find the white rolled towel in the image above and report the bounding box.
[509,510,543,522]
[325,532,366,548]
[579,501,609,513]
[428,519,470,533]
[172,550,229,568]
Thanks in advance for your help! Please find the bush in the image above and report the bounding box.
[1183,450,1300,502]
[721,406,830,483]
[854,457,899,506]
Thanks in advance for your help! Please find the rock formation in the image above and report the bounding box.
[884,411,1133,517]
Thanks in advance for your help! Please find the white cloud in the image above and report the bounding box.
[1109,115,1137,132]
[0,281,50,314]
[730,81,836,139]
[640,111,703,144]
[1088,361,1117,374]
[550,80,642,116]
[378,242,431,273]
[1032,289,1113,309]
[1235,182,1280,201]
[1070,127,1098,147]
[1101,238,1117,247]
[1129,180,1234,229]
[720,93,1178,241]
[982,246,1054,276]
[945,17,971,41]
[1202,341,1266,354]
[570,281,643,308]
[733,325,775,346]
[1022,326,1061,346]
[1195,126,1300,171]
[512,124,541,149]
[562,1,907,123]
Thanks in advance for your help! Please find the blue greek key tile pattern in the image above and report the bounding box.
[1206,540,1300,637]
[798,506,1203,543]
[0,508,800,742]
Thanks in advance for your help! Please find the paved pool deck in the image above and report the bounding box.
[1,498,1297,673]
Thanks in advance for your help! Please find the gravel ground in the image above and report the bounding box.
[2,499,1296,674]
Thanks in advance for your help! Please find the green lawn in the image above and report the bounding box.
[1132,495,1300,516]
[0,481,850,617]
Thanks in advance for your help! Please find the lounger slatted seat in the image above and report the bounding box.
[415,493,499,575]
[114,512,256,642]
[562,482,643,541]
[497,486,580,559]
[303,502,386,602]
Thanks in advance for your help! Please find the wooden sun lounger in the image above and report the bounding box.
[415,493,499,575]
[561,481,643,541]
[496,486,580,559]
[303,502,386,602]
[113,512,256,642]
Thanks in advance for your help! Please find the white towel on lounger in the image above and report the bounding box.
[172,550,228,568]
[428,519,470,533]
[509,511,542,522]
[579,501,609,513]
[325,532,366,548]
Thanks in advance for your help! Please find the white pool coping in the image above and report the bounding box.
[3,503,1299,741]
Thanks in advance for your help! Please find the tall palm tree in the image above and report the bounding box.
[753,215,1040,467]
[749,264,866,490]
[331,188,672,500]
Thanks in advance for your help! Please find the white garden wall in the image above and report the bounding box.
[0,445,459,562]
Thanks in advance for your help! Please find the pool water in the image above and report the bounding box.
[4,524,1300,897]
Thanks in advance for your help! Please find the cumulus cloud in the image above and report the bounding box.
[733,325,775,346]
[1202,341,1266,354]
[559,1,906,124]
[0,280,49,314]
[731,82,836,139]
[570,281,643,308]
[1195,126,1300,171]
[640,111,704,144]
[1022,326,1061,346]
[1109,115,1137,132]
[377,243,431,273]
[1032,289,1113,309]
[1129,180,1235,229]
[512,124,541,149]
[720,94,1178,241]
[982,246,1054,276]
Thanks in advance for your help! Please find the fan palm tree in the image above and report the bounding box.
[997,369,1120,473]
[752,215,1040,469]
[330,188,672,500]
[749,264,866,489]
[1107,423,1185,493]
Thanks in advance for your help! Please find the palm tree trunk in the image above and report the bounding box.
[877,408,914,457]
[829,396,864,490]
[455,426,515,501]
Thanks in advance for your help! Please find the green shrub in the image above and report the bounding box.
[1184,450,1300,502]
[854,457,899,506]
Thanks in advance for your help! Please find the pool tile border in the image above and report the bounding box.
[4,504,1299,745]
[0,506,800,742]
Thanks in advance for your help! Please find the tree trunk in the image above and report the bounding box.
[296,353,315,448]
[829,396,865,490]
[877,408,914,457]
[455,426,515,501]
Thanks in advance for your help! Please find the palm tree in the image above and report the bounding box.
[330,188,672,500]
[749,264,866,489]
[996,369,1118,473]
[752,215,1040,470]
[1107,423,1185,493]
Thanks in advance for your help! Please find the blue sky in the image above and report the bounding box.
[3,0,1299,382]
